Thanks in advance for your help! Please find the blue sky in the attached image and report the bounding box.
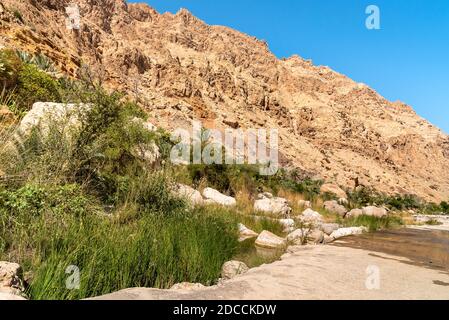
[130,0,449,133]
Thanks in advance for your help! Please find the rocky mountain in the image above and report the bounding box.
[1,0,448,202]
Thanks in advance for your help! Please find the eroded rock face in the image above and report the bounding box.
[202,188,236,206]
[2,0,449,203]
[255,231,287,250]
[221,261,249,280]
[320,184,347,200]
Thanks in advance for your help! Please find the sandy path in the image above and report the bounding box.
[94,244,449,300]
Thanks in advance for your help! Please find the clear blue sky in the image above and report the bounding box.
[130,0,449,133]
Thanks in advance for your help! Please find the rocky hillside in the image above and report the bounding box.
[0,0,448,202]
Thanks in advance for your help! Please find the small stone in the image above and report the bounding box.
[221,261,249,280]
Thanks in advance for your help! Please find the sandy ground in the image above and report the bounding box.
[93,244,449,300]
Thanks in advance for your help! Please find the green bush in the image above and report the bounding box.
[340,215,404,232]
[0,49,22,89]
[16,64,62,110]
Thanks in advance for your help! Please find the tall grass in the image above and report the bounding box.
[339,215,404,232]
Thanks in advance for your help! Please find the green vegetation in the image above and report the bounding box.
[0,49,239,300]
[340,215,404,232]
[12,10,24,23]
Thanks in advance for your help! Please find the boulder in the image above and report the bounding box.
[323,234,335,244]
[320,183,347,199]
[0,262,24,295]
[221,261,249,280]
[338,198,349,205]
[170,282,205,290]
[298,200,312,208]
[362,206,387,218]
[330,227,367,240]
[299,208,324,224]
[238,223,258,242]
[255,231,287,250]
[287,228,324,245]
[18,102,89,136]
[131,141,161,167]
[202,188,236,206]
[346,208,363,219]
[319,223,340,235]
[257,192,273,200]
[173,183,204,205]
[254,197,291,217]
[278,219,295,233]
[323,200,347,217]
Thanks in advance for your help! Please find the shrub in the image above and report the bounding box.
[340,215,404,232]
[0,49,22,89]
[15,64,62,110]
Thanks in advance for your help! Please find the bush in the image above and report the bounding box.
[0,49,22,89]
[340,215,404,232]
[16,64,62,110]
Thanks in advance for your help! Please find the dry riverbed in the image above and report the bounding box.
[94,225,449,300]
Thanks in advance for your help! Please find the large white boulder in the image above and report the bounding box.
[238,223,259,242]
[221,261,249,280]
[255,231,287,250]
[202,188,236,206]
[330,227,367,240]
[299,208,324,224]
[362,206,387,218]
[172,184,204,205]
[320,183,347,199]
[254,197,292,217]
[323,200,347,217]
[18,102,89,136]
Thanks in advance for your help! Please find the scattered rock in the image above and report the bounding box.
[221,261,249,280]
[320,183,347,199]
[255,230,287,250]
[298,200,312,208]
[278,219,295,233]
[202,188,236,206]
[299,208,324,224]
[238,223,258,242]
[170,282,205,290]
[323,200,347,217]
[257,192,273,200]
[173,183,204,205]
[338,198,349,205]
[362,206,387,218]
[319,223,340,235]
[287,228,324,245]
[131,141,161,167]
[330,227,367,240]
[0,261,24,296]
[254,197,292,217]
[346,208,363,219]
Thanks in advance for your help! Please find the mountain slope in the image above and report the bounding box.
[1,0,448,201]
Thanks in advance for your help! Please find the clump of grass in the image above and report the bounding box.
[340,215,404,232]
[425,218,442,226]
[12,9,24,23]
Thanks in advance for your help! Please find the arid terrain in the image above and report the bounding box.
[1,0,448,202]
